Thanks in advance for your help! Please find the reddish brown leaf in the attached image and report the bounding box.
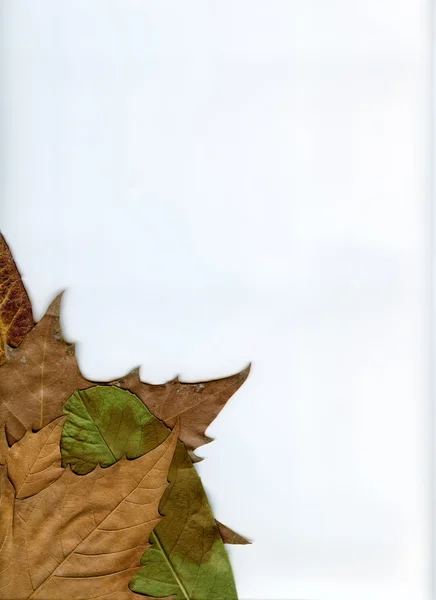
[0,234,34,365]
[114,364,250,454]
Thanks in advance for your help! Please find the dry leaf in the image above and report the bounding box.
[0,424,178,599]
[115,364,250,455]
[0,234,34,365]
[216,520,251,545]
[7,417,65,499]
[0,293,91,445]
[61,386,238,600]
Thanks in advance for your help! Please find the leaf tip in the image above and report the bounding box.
[240,362,252,381]
[46,290,66,318]
[128,366,141,380]
[188,450,204,464]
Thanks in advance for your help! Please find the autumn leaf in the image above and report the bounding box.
[0,423,178,600]
[0,234,34,365]
[114,364,250,456]
[6,417,65,498]
[0,293,92,445]
[61,386,238,600]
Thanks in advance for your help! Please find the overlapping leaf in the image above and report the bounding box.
[0,235,250,600]
[0,420,178,600]
[0,234,34,365]
[0,276,250,457]
[62,386,248,545]
[61,386,238,600]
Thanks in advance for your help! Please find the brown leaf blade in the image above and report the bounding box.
[0,425,178,599]
[0,294,92,444]
[115,364,250,454]
[7,417,65,498]
[0,234,34,365]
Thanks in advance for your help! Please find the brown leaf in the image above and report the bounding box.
[0,294,92,445]
[0,424,178,600]
[216,520,251,545]
[115,364,250,454]
[0,234,34,365]
[7,417,65,499]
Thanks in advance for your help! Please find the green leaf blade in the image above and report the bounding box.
[61,386,167,474]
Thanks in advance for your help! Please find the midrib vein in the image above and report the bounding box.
[150,530,191,600]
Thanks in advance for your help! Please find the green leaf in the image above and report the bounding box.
[61,386,166,474]
[61,386,238,600]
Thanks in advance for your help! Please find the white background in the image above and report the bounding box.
[0,2,431,599]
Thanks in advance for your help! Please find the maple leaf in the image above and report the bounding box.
[0,234,34,365]
[0,422,178,600]
[114,364,250,456]
[61,386,239,600]
[0,293,92,445]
